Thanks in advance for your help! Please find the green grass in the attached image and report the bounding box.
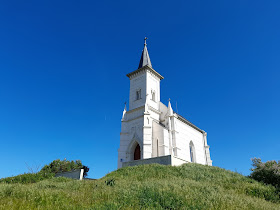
[0,172,54,184]
[0,163,279,209]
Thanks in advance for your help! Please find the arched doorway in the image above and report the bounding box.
[134,144,141,160]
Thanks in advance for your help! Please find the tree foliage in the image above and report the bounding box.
[40,159,89,178]
[250,158,280,190]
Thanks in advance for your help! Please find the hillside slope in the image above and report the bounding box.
[0,163,279,209]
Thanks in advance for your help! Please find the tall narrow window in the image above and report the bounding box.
[136,89,141,100]
[156,139,159,157]
[152,91,156,101]
[189,141,195,163]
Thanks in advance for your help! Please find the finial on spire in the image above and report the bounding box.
[168,98,171,102]
[144,37,148,46]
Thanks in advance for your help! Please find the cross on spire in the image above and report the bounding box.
[144,37,148,46]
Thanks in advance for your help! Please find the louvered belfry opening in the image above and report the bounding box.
[134,144,141,160]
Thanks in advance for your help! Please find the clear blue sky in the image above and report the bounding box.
[0,1,279,179]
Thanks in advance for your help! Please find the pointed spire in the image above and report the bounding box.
[168,98,173,116]
[122,102,127,120]
[138,37,152,69]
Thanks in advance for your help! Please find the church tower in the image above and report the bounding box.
[118,38,212,169]
[118,38,163,168]
[127,38,163,111]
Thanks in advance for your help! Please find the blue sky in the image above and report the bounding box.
[0,1,279,179]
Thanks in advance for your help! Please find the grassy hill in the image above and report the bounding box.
[0,163,279,209]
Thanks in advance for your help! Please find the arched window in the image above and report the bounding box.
[189,141,195,163]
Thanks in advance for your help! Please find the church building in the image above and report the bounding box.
[118,39,212,168]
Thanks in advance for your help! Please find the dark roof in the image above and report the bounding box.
[138,43,152,69]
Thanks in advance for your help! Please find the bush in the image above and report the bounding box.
[250,158,280,190]
[40,159,89,178]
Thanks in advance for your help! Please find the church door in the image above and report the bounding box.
[134,144,141,160]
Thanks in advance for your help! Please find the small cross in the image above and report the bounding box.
[124,102,126,105]
[144,37,148,45]
[168,98,171,102]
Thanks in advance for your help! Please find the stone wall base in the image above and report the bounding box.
[55,169,84,180]
[122,155,188,167]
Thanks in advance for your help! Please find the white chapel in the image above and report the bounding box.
[118,39,212,168]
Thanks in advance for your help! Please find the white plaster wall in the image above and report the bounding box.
[152,121,159,158]
[159,102,168,121]
[163,129,170,156]
[147,107,160,122]
[129,72,146,110]
[171,156,188,166]
[126,107,145,121]
[146,72,160,110]
[118,117,144,168]
[152,120,171,158]
[152,121,165,157]
[129,70,161,111]
[143,122,152,159]
[174,118,206,165]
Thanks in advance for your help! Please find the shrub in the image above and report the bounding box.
[40,159,90,178]
[250,158,280,190]
[82,165,90,178]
